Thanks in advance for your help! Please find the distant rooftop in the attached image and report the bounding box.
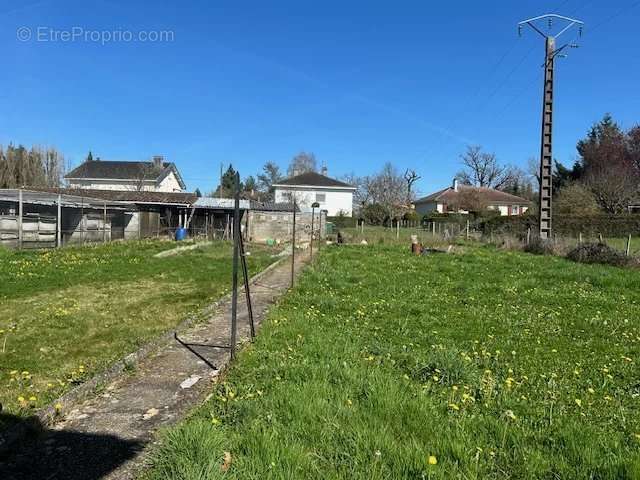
[415,185,531,205]
[65,159,186,190]
[273,171,355,189]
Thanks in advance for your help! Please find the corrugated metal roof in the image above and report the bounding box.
[26,187,197,205]
[194,197,251,209]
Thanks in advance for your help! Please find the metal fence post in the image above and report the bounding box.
[18,188,23,250]
[230,173,241,360]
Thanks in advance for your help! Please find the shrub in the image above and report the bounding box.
[327,214,357,229]
[524,237,556,255]
[566,242,631,267]
[403,210,420,222]
[362,203,388,226]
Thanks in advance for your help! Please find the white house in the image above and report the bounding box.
[414,180,531,217]
[65,156,186,192]
[273,171,356,217]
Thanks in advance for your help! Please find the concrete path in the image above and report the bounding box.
[0,254,307,480]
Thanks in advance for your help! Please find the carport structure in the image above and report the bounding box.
[0,188,131,249]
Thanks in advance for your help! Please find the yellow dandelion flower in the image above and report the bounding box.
[575,398,582,407]
[428,455,438,465]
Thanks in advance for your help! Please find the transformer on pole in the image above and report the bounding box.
[518,13,583,239]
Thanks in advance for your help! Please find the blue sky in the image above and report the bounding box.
[1,0,638,196]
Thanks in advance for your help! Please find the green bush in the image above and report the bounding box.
[480,214,640,237]
[523,237,556,255]
[327,214,357,229]
[361,203,388,226]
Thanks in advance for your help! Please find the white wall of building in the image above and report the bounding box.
[157,173,183,192]
[415,202,529,217]
[274,186,354,216]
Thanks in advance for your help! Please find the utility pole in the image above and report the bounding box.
[518,14,583,240]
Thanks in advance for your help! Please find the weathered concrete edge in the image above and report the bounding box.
[0,254,290,455]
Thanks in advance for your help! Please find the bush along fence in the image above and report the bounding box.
[477,214,640,238]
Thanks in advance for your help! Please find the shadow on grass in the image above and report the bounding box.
[0,412,144,480]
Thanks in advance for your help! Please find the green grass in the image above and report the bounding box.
[0,240,277,419]
[148,244,640,479]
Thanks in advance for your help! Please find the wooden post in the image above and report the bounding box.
[361,220,364,235]
[626,234,632,257]
[205,212,209,240]
[18,188,23,249]
[598,233,603,244]
[432,221,436,236]
[466,219,470,241]
[80,196,85,245]
[103,202,107,243]
[579,232,583,245]
[396,219,399,239]
[57,194,62,248]
[526,227,531,246]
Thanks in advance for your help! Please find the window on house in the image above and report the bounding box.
[315,193,326,203]
[511,205,519,215]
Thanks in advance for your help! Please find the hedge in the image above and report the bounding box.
[478,214,640,237]
[327,216,358,229]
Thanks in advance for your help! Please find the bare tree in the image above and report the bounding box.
[456,145,511,189]
[0,144,65,188]
[527,156,541,190]
[134,162,162,191]
[365,163,407,220]
[403,169,421,203]
[287,151,317,177]
[341,173,371,212]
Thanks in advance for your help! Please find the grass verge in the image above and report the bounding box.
[149,244,640,479]
[0,240,277,420]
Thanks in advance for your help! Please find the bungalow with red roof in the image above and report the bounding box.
[414,180,531,217]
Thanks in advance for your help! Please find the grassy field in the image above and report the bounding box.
[0,240,277,420]
[149,244,640,479]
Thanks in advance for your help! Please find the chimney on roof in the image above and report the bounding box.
[453,178,459,192]
[152,155,164,169]
[321,164,328,176]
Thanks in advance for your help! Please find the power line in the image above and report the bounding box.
[590,0,640,32]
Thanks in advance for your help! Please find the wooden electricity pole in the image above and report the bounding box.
[518,14,583,240]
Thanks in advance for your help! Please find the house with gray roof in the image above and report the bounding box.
[65,156,186,193]
[273,171,356,216]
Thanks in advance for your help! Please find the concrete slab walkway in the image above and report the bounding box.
[0,253,308,480]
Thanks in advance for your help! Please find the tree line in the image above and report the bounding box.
[0,144,66,189]
[553,114,640,215]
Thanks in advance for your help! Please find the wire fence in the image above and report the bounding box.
[340,219,640,259]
